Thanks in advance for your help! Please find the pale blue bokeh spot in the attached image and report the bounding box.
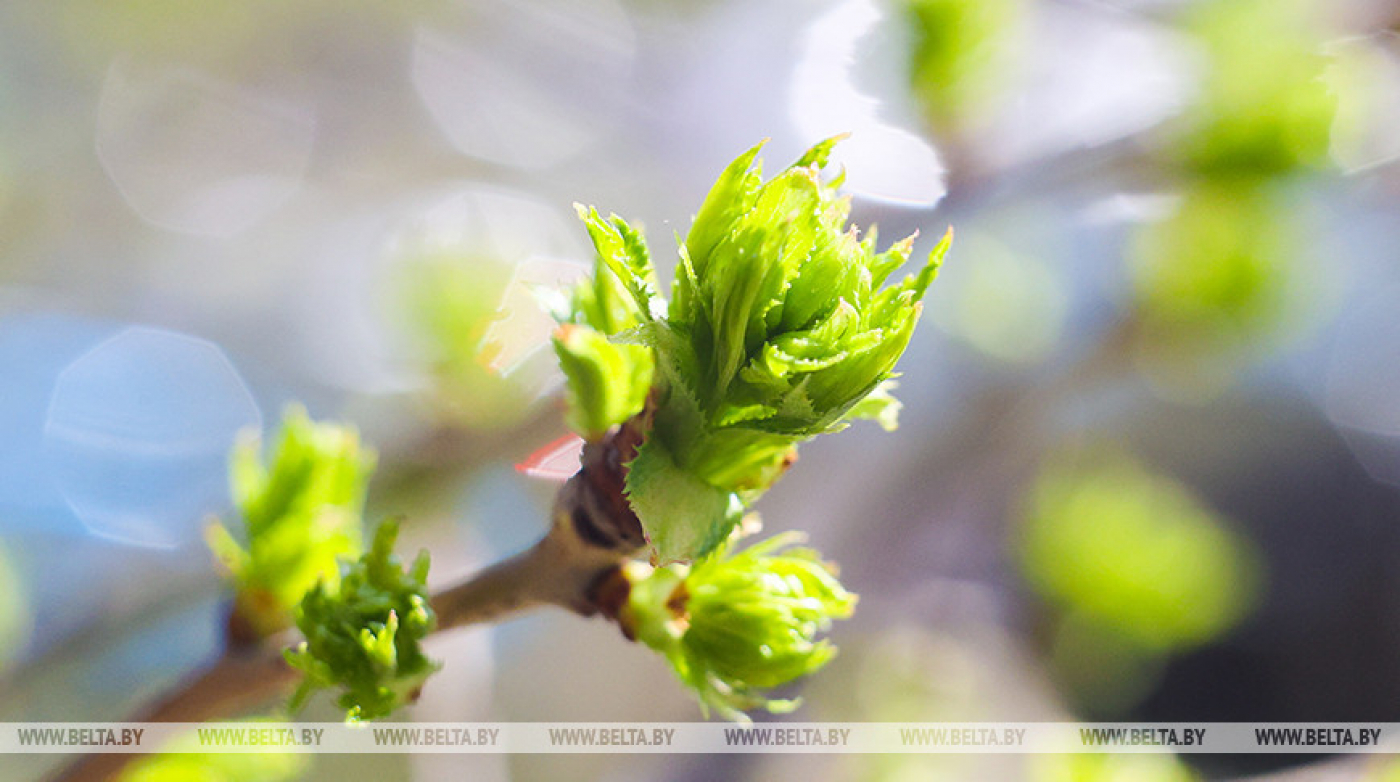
[43,327,262,548]
[0,312,117,534]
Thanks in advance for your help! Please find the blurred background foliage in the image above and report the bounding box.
[1019,451,1261,716]
[118,719,310,782]
[904,0,1026,135]
[3,0,1400,780]
[1034,752,1200,782]
[391,250,528,429]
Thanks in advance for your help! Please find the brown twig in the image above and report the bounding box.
[45,645,301,782]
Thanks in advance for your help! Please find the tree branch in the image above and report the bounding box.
[46,421,650,782]
[44,645,300,782]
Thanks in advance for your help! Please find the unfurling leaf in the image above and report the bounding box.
[553,324,655,442]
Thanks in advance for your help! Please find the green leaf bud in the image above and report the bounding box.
[562,138,948,563]
[622,532,857,722]
[662,142,945,460]
[284,519,439,723]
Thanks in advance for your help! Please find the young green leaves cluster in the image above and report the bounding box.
[621,533,857,722]
[557,138,948,563]
[670,138,944,463]
[198,140,937,726]
[284,520,438,723]
[206,409,439,722]
[206,407,375,638]
[548,139,916,716]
